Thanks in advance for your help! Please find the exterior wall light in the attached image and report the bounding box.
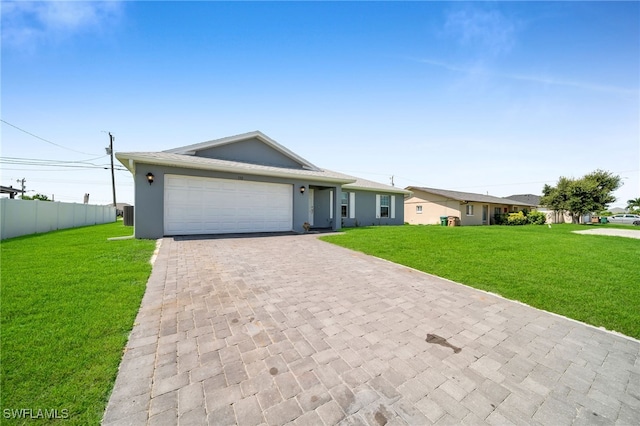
[299,185,306,194]
[146,173,155,185]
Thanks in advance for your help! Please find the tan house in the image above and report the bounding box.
[405,187,537,226]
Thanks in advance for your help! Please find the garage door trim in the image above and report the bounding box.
[164,174,293,235]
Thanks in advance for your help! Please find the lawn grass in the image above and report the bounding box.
[321,224,640,339]
[1,222,156,425]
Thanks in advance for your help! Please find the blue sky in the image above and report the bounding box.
[2,1,638,208]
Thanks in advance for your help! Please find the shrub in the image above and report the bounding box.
[527,210,547,225]
[493,214,508,225]
[21,193,51,201]
[506,211,527,225]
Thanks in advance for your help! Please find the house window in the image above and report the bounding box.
[466,204,474,216]
[376,194,395,219]
[341,192,348,218]
[416,205,423,214]
[380,195,390,218]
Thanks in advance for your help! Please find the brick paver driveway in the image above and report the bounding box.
[103,234,639,425]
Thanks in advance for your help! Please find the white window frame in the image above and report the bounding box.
[416,205,422,214]
[375,194,396,219]
[341,192,349,218]
[466,204,474,216]
[381,195,390,218]
[379,195,389,218]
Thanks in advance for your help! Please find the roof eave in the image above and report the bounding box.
[116,153,354,185]
[405,187,536,206]
[406,187,464,201]
[343,185,412,195]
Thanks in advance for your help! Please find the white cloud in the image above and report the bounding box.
[417,58,638,97]
[443,6,519,55]
[1,1,124,49]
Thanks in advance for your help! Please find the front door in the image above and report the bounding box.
[482,205,489,225]
[308,188,315,226]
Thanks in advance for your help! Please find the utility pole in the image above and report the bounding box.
[16,178,26,199]
[106,132,116,208]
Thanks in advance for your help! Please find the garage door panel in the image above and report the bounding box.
[165,189,186,202]
[164,175,292,235]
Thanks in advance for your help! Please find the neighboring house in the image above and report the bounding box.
[0,185,25,199]
[504,194,541,207]
[116,131,409,239]
[405,187,536,226]
[114,202,132,217]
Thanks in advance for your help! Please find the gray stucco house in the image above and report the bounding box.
[116,131,409,239]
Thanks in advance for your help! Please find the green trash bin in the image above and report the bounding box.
[440,216,448,226]
[600,217,608,224]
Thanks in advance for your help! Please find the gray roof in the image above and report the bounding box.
[343,176,411,195]
[116,151,357,184]
[505,194,542,206]
[407,186,536,207]
[117,131,406,194]
[0,185,24,194]
[163,131,321,171]
[116,153,406,193]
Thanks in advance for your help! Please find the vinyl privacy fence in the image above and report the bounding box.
[0,198,116,240]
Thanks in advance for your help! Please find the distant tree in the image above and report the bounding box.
[541,177,572,212]
[22,193,51,201]
[627,197,640,212]
[541,170,621,223]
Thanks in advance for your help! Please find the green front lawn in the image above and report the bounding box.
[321,224,640,339]
[1,222,155,425]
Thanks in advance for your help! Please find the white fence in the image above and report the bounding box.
[0,198,116,240]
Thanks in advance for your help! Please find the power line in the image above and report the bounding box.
[0,157,127,171]
[1,166,129,172]
[0,162,127,170]
[1,155,108,164]
[25,177,133,186]
[1,119,101,156]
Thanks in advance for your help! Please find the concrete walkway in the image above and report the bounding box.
[573,228,640,239]
[103,234,640,425]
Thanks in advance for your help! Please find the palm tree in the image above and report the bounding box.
[626,197,640,212]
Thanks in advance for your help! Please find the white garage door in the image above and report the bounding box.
[164,175,293,235]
